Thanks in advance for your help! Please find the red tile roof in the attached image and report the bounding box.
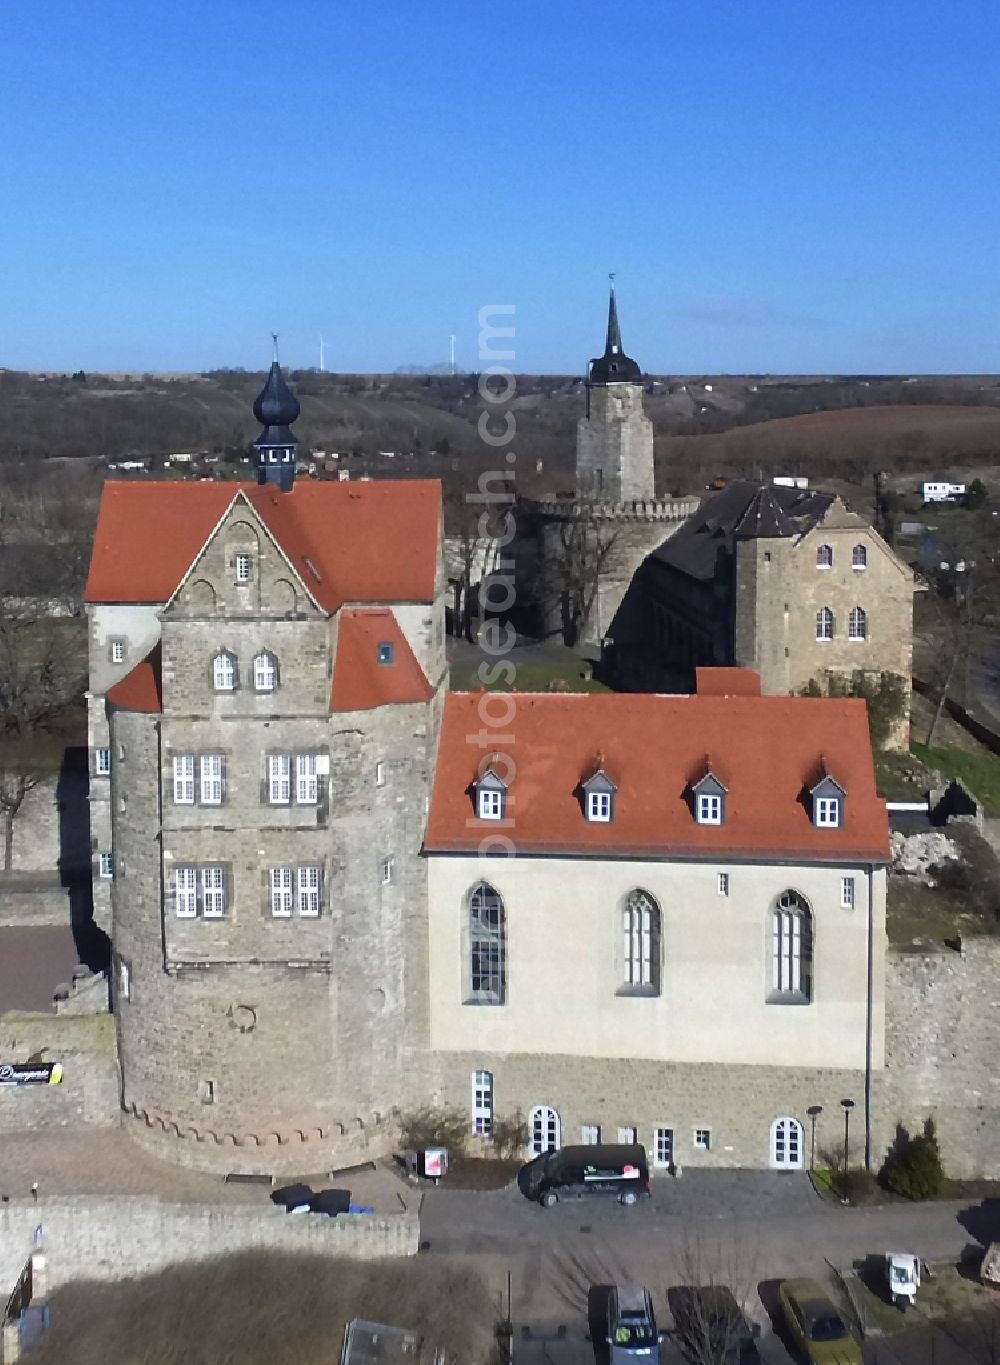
[331,610,434,712]
[84,480,441,611]
[425,687,889,863]
[694,667,761,697]
[106,644,162,713]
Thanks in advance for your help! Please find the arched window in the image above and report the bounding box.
[771,1116,805,1170]
[529,1105,561,1157]
[212,650,237,692]
[816,607,834,641]
[816,544,833,569]
[468,882,506,1005]
[253,651,278,692]
[622,889,661,994]
[770,890,812,1002]
[852,543,868,570]
[848,606,867,640]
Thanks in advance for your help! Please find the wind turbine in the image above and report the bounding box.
[318,334,327,373]
[449,334,456,376]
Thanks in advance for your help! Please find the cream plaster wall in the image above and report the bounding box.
[427,855,885,1071]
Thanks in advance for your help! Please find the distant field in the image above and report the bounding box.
[660,404,1000,477]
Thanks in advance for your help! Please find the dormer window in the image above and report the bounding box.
[234,553,253,584]
[691,769,727,826]
[476,769,507,821]
[816,544,833,569]
[253,651,278,692]
[212,650,237,692]
[581,769,616,823]
[377,641,394,666]
[810,772,846,828]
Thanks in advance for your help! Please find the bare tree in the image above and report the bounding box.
[0,600,86,869]
[923,540,1000,747]
[542,509,620,647]
[667,1226,762,1365]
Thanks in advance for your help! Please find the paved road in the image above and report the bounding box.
[421,1173,998,1362]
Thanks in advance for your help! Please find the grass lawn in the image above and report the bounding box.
[910,741,1000,815]
[449,659,611,694]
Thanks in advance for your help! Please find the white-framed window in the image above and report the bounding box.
[380,856,394,886]
[478,788,504,820]
[771,890,812,1000]
[581,1124,601,1145]
[623,888,660,992]
[234,553,253,584]
[771,1116,805,1170]
[618,1126,637,1144]
[375,760,386,788]
[213,651,237,691]
[98,851,114,879]
[696,793,723,825]
[587,791,612,822]
[717,872,730,897]
[852,543,868,570]
[295,753,318,804]
[848,606,867,640]
[297,865,321,917]
[269,866,293,917]
[109,638,126,663]
[253,652,277,692]
[654,1127,674,1168]
[841,876,856,909]
[201,866,226,918]
[200,755,224,805]
[815,796,840,827]
[472,1069,494,1137]
[117,956,131,1002]
[816,544,833,569]
[95,747,111,776]
[173,754,195,804]
[175,867,198,918]
[268,754,291,804]
[816,606,834,641]
[469,882,506,1004]
[694,1128,712,1151]
[528,1105,560,1157]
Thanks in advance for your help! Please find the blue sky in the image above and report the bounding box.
[5,0,1000,373]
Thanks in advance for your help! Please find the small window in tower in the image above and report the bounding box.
[199,1079,215,1105]
[378,642,394,666]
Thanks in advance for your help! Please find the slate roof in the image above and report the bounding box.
[85,480,441,611]
[652,480,834,581]
[425,676,888,863]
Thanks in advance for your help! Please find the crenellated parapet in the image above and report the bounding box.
[525,495,700,523]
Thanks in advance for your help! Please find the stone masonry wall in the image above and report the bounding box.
[0,1015,119,1132]
[880,937,1000,1179]
[0,1197,417,1291]
[576,385,655,505]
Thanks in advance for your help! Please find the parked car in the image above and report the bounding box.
[606,1283,660,1362]
[778,1279,861,1364]
[517,1143,650,1208]
[670,1285,761,1364]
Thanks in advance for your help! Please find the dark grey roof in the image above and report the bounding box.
[589,286,642,385]
[652,480,834,581]
[252,359,300,452]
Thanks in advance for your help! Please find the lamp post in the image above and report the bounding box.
[840,1098,855,1201]
[806,1105,823,1172]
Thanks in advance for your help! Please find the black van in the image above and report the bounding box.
[518,1143,650,1208]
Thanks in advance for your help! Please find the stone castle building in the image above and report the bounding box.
[607,481,914,745]
[81,353,986,1181]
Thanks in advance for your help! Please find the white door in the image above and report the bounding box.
[771,1117,804,1170]
[529,1105,561,1157]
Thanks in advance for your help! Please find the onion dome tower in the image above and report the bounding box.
[252,335,300,493]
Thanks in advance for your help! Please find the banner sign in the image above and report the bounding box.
[0,1063,63,1087]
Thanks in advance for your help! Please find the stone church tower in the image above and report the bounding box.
[576,284,655,503]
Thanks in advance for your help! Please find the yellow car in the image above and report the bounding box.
[778,1279,861,1365]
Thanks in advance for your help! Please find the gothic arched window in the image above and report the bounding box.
[468,883,506,1005]
[622,889,661,995]
[212,650,237,692]
[848,606,868,640]
[770,890,812,1003]
[253,651,278,692]
[816,607,834,641]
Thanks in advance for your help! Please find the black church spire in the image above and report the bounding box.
[588,278,642,386]
[252,335,299,492]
